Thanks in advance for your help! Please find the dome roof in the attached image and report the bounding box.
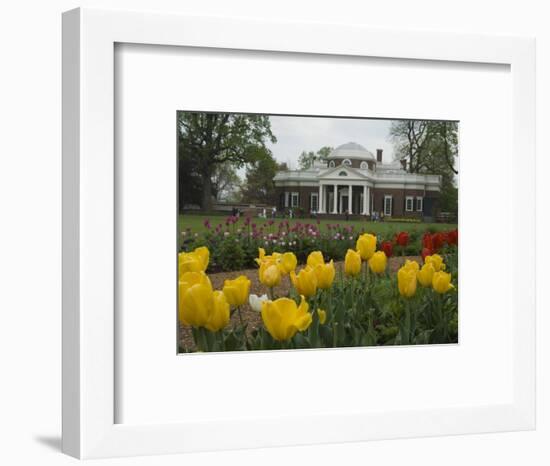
[329,142,375,161]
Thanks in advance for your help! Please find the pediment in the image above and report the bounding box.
[317,165,369,180]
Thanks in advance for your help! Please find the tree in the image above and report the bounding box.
[390,120,458,213]
[178,112,276,211]
[178,145,203,209]
[212,163,242,202]
[298,146,333,169]
[390,120,458,174]
[240,151,281,205]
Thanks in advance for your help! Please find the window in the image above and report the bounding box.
[360,161,368,169]
[416,196,423,212]
[310,193,318,212]
[384,195,393,216]
[405,196,414,212]
[291,192,299,208]
[328,160,335,168]
[338,171,348,176]
[342,159,352,166]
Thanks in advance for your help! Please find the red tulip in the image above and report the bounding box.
[395,231,409,247]
[422,232,433,250]
[447,229,458,246]
[421,247,433,261]
[380,240,394,258]
[431,232,446,251]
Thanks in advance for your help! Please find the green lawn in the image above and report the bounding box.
[179,213,456,238]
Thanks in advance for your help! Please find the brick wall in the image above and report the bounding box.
[275,186,318,212]
[371,187,439,218]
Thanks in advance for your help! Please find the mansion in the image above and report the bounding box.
[273,142,442,220]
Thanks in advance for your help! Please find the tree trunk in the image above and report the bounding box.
[201,171,213,212]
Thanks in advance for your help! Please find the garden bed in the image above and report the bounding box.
[178,255,423,351]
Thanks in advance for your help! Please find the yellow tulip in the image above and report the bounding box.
[280,252,298,274]
[432,271,454,294]
[425,254,446,272]
[345,249,362,277]
[178,246,210,276]
[179,271,212,327]
[179,272,230,331]
[222,275,251,308]
[255,247,267,266]
[179,270,211,289]
[397,265,417,298]
[205,291,230,332]
[259,261,281,287]
[256,248,295,276]
[356,233,377,260]
[272,252,283,262]
[307,251,325,268]
[368,251,387,274]
[403,259,420,272]
[290,266,318,298]
[314,260,336,289]
[261,296,312,341]
[417,262,435,287]
[317,309,327,325]
[255,248,279,266]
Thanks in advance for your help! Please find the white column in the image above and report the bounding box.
[318,184,323,213]
[362,184,368,215]
[367,187,371,214]
[348,185,353,214]
[332,185,338,214]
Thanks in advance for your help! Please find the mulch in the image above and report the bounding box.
[178,255,422,351]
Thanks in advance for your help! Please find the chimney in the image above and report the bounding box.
[376,149,383,162]
[400,159,407,170]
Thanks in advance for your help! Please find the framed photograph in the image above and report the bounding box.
[62,8,535,459]
[176,112,459,354]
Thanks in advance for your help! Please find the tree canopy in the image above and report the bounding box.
[298,146,333,169]
[390,120,458,214]
[178,112,276,211]
[212,163,242,202]
[240,154,284,205]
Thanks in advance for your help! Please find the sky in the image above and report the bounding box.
[266,115,395,169]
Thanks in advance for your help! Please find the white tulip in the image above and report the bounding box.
[249,294,269,312]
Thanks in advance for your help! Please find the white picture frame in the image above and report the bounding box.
[62,7,535,459]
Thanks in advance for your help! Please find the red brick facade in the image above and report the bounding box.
[275,185,440,219]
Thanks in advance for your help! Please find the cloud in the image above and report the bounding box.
[266,115,395,169]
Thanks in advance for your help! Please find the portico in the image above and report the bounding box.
[318,182,371,215]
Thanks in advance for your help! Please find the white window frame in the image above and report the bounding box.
[416,196,423,212]
[342,158,352,166]
[405,196,414,212]
[360,161,368,169]
[328,160,335,168]
[291,192,299,208]
[310,192,318,212]
[384,195,393,216]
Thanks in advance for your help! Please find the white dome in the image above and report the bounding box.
[329,142,375,161]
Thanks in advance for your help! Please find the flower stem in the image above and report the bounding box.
[236,306,250,349]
